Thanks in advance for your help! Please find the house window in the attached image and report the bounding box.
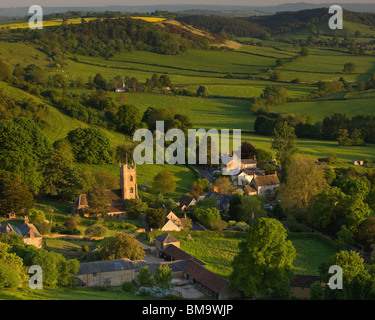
[130,187,134,194]
[93,273,97,277]
[130,176,133,182]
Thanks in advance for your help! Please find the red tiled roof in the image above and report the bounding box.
[184,259,229,295]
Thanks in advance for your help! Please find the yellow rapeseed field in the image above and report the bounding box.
[0,16,166,30]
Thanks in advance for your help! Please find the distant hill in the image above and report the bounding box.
[2,3,375,19]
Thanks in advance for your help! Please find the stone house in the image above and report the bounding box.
[160,210,186,232]
[0,217,42,248]
[178,194,196,211]
[154,233,180,257]
[250,173,280,197]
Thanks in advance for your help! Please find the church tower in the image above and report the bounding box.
[120,160,138,200]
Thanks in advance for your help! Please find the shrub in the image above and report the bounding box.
[122,281,137,293]
[82,244,89,252]
[84,224,108,237]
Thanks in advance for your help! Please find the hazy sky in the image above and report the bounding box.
[1,0,375,8]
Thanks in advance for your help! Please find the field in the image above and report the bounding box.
[0,16,166,30]
[149,231,337,278]
[0,286,149,300]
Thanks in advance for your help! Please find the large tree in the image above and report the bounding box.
[0,171,34,215]
[152,170,176,195]
[230,218,296,298]
[271,120,297,182]
[277,159,328,221]
[42,150,85,201]
[114,104,142,135]
[100,232,145,261]
[67,128,113,164]
[85,183,110,218]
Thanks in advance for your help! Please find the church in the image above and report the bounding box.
[72,162,138,218]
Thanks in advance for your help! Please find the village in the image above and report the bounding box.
[0,150,322,300]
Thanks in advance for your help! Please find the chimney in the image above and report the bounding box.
[6,225,10,235]
[29,226,34,238]
[24,216,29,224]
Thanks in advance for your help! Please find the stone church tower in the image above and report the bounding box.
[120,161,138,200]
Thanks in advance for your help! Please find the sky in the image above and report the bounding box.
[1,0,375,8]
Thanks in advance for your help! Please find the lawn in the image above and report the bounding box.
[149,230,337,278]
[0,286,148,300]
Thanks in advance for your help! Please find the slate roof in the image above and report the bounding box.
[155,233,180,244]
[184,259,229,295]
[77,258,189,275]
[77,259,134,275]
[0,222,41,239]
[179,195,195,207]
[164,244,205,265]
[73,189,126,213]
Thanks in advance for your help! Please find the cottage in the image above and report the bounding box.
[154,233,180,257]
[115,83,126,92]
[203,192,231,215]
[0,217,42,248]
[290,274,322,299]
[250,173,280,197]
[351,160,364,166]
[178,194,196,211]
[236,168,265,186]
[160,210,186,232]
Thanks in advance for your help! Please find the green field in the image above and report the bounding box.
[0,286,148,300]
[149,231,337,278]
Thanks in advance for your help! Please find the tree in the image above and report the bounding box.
[93,73,107,90]
[146,208,166,229]
[355,217,375,251]
[240,141,256,159]
[42,150,84,201]
[0,118,51,194]
[192,206,221,229]
[230,218,296,298]
[114,105,142,135]
[328,250,373,300]
[237,196,267,224]
[67,128,113,164]
[300,47,309,57]
[271,121,298,182]
[196,85,208,97]
[0,242,28,289]
[124,198,148,219]
[86,183,110,218]
[343,62,356,74]
[277,160,328,221]
[137,266,154,287]
[0,172,34,215]
[152,170,176,195]
[100,232,145,261]
[213,176,234,194]
[153,265,173,292]
[84,224,108,237]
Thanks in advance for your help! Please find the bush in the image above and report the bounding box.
[122,281,137,293]
[84,224,108,237]
[82,244,89,252]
